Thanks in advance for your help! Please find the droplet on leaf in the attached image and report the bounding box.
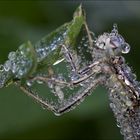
[26,80,33,87]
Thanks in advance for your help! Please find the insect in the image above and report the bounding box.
[0,5,140,140]
[17,24,134,115]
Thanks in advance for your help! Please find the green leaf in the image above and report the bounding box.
[66,4,85,45]
[19,41,37,77]
[0,5,85,88]
[34,4,85,72]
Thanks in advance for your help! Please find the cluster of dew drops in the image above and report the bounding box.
[0,24,131,89]
[0,44,33,87]
[0,28,68,88]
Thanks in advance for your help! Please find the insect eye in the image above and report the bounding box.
[110,35,124,48]
[95,34,109,49]
[97,42,106,49]
[109,34,130,54]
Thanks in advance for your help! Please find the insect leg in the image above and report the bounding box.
[53,75,105,115]
[15,60,103,115]
[15,82,57,113]
[62,45,78,73]
[16,75,104,115]
[31,61,101,86]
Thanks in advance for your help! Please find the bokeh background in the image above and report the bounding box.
[0,1,140,140]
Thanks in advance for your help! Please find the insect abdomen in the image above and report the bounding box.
[106,64,140,140]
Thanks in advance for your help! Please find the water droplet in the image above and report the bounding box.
[0,65,4,72]
[121,43,130,54]
[37,80,44,84]
[84,43,88,47]
[19,44,28,55]
[71,73,79,81]
[8,51,16,60]
[116,122,121,128]
[36,47,47,61]
[82,37,85,41]
[54,85,64,101]
[17,69,25,77]
[111,23,118,34]
[110,103,115,109]
[26,80,33,87]
[4,60,11,71]
[11,63,17,74]
[41,104,46,110]
[124,78,130,86]
[126,100,132,107]
[54,112,61,116]
[47,80,54,89]
[113,23,118,30]
[118,74,123,80]
[9,51,33,78]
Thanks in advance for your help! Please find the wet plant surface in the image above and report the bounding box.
[0,1,140,140]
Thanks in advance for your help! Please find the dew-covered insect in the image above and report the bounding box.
[0,5,140,140]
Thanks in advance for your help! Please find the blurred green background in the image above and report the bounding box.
[0,1,140,140]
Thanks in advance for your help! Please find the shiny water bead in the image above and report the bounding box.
[121,43,130,54]
[17,68,27,78]
[0,71,10,88]
[13,56,32,78]
[11,62,17,74]
[19,45,27,54]
[26,80,33,87]
[0,74,5,88]
[0,67,8,88]
[35,29,68,62]
[47,80,54,89]
[70,72,79,81]
[36,47,48,61]
[54,85,64,101]
[124,78,131,86]
[6,44,33,79]
[111,23,118,34]
[8,51,16,60]
[35,41,49,62]
[7,51,17,73]
[36,80,44,84]
[0,64,4,72]
[4,60,11,72]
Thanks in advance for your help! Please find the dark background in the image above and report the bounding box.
[0,1,140,140]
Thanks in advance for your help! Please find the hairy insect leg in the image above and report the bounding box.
[54,75,105,115]
[31,61,101,86]
[62,45,79,73]
[16,75,105,115]
[16,83,57,113]
[15,60,102,115]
